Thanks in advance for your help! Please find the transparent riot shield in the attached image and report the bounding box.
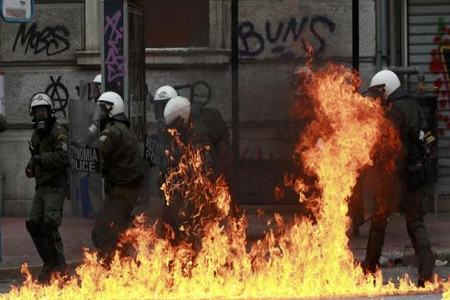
[69,80,103,218]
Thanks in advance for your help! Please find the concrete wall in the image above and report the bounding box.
[0,3,83,63]
[0,0,378,216]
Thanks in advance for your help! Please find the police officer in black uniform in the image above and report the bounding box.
[161,96,235,248]
[145,85,178,172]
[362,70,435,287]
[91,91,144,264]
[92,74,102,101]
[145,86,179,237]
[25,92,69,283]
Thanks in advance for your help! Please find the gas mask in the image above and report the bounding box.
[36,120,48,136]
[93,102,111,130]
[32,106,51,137]
[98,103,111,130]
[86,103,111,145]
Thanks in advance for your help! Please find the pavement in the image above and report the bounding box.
[0,212,450,295]
[0,217,95,280]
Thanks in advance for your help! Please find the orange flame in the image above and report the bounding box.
[1,64,445,300]
[444,280,450,300]
[274,186,285,201]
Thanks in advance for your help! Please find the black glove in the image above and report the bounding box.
[32,155,42,166]
[25,167,35,178]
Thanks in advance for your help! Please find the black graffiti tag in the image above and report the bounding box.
[239,16,336,57]
[309,16,336,54]
[13,23,70,56]
[45,76,69,117]
[173,81,212,105]
[238,21,265,57]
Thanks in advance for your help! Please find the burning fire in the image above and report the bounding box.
[1,64,445,300]
[444,282,450,300]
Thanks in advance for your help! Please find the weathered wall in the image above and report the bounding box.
[0,0,378,216]
[225,0,375,59]
[4,69,99,124]
[0,3,83,63]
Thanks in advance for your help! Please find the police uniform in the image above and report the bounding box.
[191,106,235,189]
[91,115,143,261]
[161,105,235,246]
[364,87,434,284]
[26,118,69,281]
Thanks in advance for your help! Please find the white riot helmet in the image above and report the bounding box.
[97,91,125,118]
[154,85,178,101]
[92,74,102,85]
[164,96,191,126]
[153,85,178,122]
[370,70,401,99]
[29,93,54,118]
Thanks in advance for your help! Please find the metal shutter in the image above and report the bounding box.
[409,0,450,195]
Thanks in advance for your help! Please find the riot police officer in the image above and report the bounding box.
[145,85,178,170]
[161,96,236,247]
[145,85,178,238]
[153,85,178,123]
[362,70,435,287]
[91,91,144,264]
[92,74,102,101]
[25,92,69,283]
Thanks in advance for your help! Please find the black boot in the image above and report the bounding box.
[37,265,53,284]
[363,216,387,275]
[417,248,435,287]
[361,260,380,275]
[43,230,68,278]
[26,221,55,283]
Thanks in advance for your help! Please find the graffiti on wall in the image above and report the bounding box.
[173,81,212,104]
[430,16,450,137]
[12,23,70,56]
[148,81,212,105]
[239,15,336,58]
[45,76,69,117]
[104,6,125,95]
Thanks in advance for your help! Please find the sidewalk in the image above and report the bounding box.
[0,213,449,280]
[0,217,95,280]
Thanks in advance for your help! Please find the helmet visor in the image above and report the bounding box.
[97,103,111,120]
[33,106,49,121]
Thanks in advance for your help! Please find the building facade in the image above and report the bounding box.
[1,0,447,216]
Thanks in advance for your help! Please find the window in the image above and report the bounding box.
[79,0,225,66]
[136,0,209,48]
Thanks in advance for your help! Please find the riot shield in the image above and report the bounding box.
[144,131,172,170]
[69,80,103,218]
